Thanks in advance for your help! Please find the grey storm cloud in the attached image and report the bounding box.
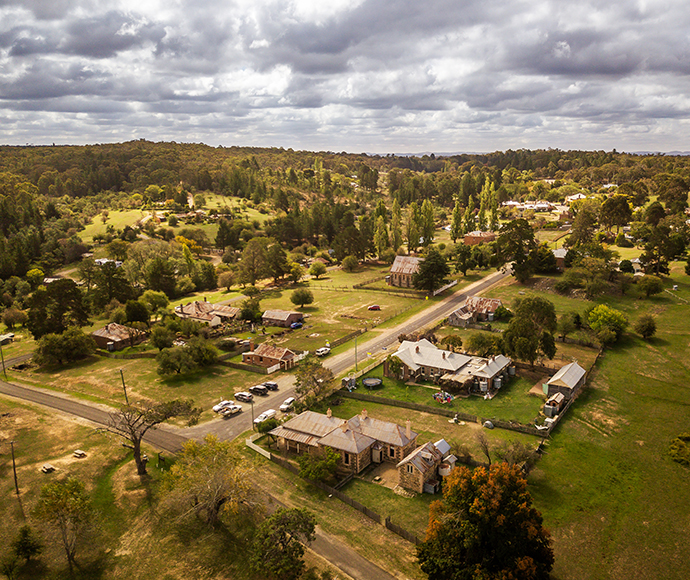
[1,0,689,151]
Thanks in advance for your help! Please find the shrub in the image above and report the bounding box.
[341,255,359,272]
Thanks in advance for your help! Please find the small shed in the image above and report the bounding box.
[91,323,147,351]
[262,309,304,328]
[397,442,444,493]
[544,392,566,417]
[545,362,586,399]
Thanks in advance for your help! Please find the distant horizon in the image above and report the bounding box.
[2,140,689,159]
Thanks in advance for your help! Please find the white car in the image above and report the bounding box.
[253,409,277,424]
[279,397,296,412]
[220,404,242,417]
[315,347,331,357]
[212,400,234,413]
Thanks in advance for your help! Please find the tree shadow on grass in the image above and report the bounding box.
[31,355,102,375]
[160,366,226,389]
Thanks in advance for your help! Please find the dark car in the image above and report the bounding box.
[262,381,279,391]
[235,391,254,403]
[249,385,269,396]
[290,321,303,329]
[368,305,381,311]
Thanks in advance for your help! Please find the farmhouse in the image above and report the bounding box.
[91,323,147,351]
[544,361,586,399]
[270,409,418,475]
[242,342,297,370]
[463,231,496,246]
[448,296,503,327]
[174,300,239,327]
[387,255,423,288]
[385,339,513,395]
[261,309,304,328]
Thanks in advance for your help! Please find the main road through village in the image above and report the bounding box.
[0,268,509,580]
[1,268,509,447]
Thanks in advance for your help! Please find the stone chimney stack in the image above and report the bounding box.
[249,338,255,351]
[406,419,412,440]
[442,352,446,359]
[361,409,368,421]
[327,408,332,418]
[340,421,348,432]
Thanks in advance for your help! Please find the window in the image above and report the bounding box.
[406,464,414,474]
[388,446,395,458]
[343,453,350,465]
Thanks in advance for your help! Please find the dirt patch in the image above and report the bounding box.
[360,462,399,490]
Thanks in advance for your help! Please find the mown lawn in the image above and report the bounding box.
[357,364,545,425]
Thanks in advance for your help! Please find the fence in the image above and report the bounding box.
[432,280,458,296]
[266,453,421,544]
[339,390,479,424]
[97,351,157,360]
[329,328,367,349]
[219,360,269,374]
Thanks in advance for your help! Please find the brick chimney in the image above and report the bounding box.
[406,419,412,440]
[340,421,348,432]
[442,352,446,359]
[249,338,255,351]
[415,345,420,353]
[361,409,368,421]
[327,408,332,418]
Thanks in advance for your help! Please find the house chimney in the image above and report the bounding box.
[327,408,332,418]
[249,339,255,351]
[406,420,412,440]
[442,352,446,359]
[340,421,348,432]
[415,346,420,353]
[361,409,368,421]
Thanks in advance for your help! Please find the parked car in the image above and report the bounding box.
[279,397,296,412]
[220,404,242,416]
[290,321,303,329]
[254,409,277,424]
[249,385,269,396]
[315,347,331,357]
[235,392,253,402]
[262,381,279,391]
[212,400,234,413]
[368,304,381,311]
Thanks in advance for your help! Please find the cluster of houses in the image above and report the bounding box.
[270,408,456,494]
[173,301,304,329]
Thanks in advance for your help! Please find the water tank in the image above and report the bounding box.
[494,377,502,389]
[479,379,488,392]
[508,366,516,376]
[439,462,453,477]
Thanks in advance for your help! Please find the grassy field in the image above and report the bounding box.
[521,262,690,580]
[79,209,149,242]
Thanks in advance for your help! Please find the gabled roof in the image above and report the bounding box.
[318,425,376,454]
[262,309,302,321]
[453,296,503,317]
[347,414,417,447]
[390,255,422,275]
[472,354,512,379]
[546,392,566,406]
[272,410,345,439]
[434,439,451,457]
[392,339,470,373]
[552,248,568,259]
[175,301,239,321]
[397,442,443,473]
[251,342,296,361]
[547,362,586,390]
[92,323,145,342]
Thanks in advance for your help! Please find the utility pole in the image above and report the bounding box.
[119,369,130,405]
[10,440,19,495]
[0,340,7,380]
[355,336,358,372]
[250,400,255,430]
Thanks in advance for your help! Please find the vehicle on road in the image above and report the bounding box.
[262,381,279,391]
[212,400,234,413]
[279,397,296,412]
[254,409,277,424]
[290,321,303,329]
[315,347,331,357]
[249,385,269,396]
[368,304,381,311]
[235,392,253,402]
[220,404,242,417]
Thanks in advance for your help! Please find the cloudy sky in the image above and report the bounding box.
[1,0,689,153]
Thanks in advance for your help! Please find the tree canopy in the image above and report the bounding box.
[417,463,554,580]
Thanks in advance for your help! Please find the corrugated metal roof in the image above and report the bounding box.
[434,439,451,457]
[92,323,145,342]
[262,309,302,321]
[318,426,375,454]
[453,296,503,317]
[175,301,239,321]
[348,414,417,447]
[278,410,346,438]
[397,442,442,473]
[392,339,470,373]
[252,342,295,360]
[548,362,586,389]
[268,426,320,447]
[390,255,422,275]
